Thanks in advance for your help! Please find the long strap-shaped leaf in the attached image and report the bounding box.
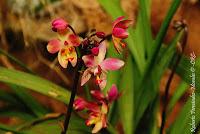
[9,84,48,117]
[147,0,182,71]
[168,93,200,134]
[0,67,71,104]
[176,57,200,90]
[135,30,184,127]
[0,123,30,134]
[118,55,134,134]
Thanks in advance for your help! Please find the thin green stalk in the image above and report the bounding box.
[0,124,29,134]
[0,48,33,73]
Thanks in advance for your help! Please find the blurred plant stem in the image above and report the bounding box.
[0,48,33,73]
[160,21,188,134]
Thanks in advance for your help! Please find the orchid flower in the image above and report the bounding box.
[81,42,124,89]
[112,16,133,53]
[47,33,81,68]
[74,84,120,133]
[52,18,69,34]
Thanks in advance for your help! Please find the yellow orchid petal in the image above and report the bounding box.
[92,121,103,134]
[58,48,69,68]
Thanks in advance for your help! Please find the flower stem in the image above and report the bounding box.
[68,25,77,35]
[61,59,83,134]
[160,22,187,134]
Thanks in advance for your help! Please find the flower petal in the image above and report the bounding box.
[47,39,61,54]
[68,47,77,67]
[112,16,125,28]
[100,58,124,71]
[115,20,133,29]
[98,73,107,90]
[112,37,123,53]
[82,55,96,68]
[90,90,105,100]
[102,114,107,128]
[92,121,103,134]
[95,42,107,64]
[91,47,99,56]
[112,28,128,39]
[107,84,119,102]
[86,102,100,113]
[101,102,108,114]
[86,113,99,126]
[52,18,68,31]
[68,34,81,46]
[58,49,68,68]
[73,98,88,111]
[96,32,105,38]
[81,68,92,86]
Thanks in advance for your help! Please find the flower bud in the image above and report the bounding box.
[96,32,105,38]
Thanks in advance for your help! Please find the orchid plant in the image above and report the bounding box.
[46,17,132,133]
[1,1,199,134]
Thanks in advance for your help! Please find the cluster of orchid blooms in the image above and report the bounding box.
[47,16,132,133]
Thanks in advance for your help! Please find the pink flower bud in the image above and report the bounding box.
[90,90,105,100]
[73,98,87,111]
[52,18,68,32]
[96,32,105,38]
[107,84,119,102]
[91,47,99,56]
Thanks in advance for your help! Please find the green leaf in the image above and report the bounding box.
[135,30,183,127]
[9,84,48,117]
[0,48,33,73]
[97,0,124,19]
[176,57,200,90]
[0,67,71,104]
[0,123,29,134]
[0,89,25,108]
[167,81,189,113]
[149,0,182,67]
[20,115,91,134]
[168,93,200,134]
[138,0,152,57]
[118,55,134,134]
[136,96,159,134]
[0,108,35,121]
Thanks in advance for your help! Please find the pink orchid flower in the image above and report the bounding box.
[90,84,120,103]
[73,84,119,133]
[52,18,68,34]
[47,34,81,68]
[112,16,133,53]
[81,42,124,90]
[74,98,107,133]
